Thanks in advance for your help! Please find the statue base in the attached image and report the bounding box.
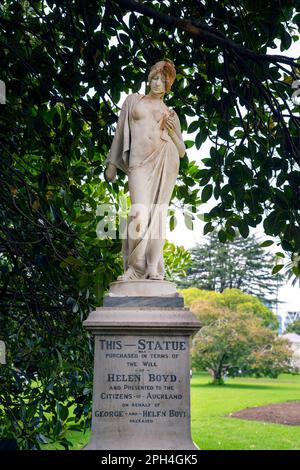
[108,279,177,297]
[83,284,201,450]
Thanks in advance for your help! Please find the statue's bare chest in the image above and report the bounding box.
[132,98,169,124]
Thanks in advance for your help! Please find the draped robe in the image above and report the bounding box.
[105,93,181,279]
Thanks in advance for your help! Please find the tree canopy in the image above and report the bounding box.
[1,0,300,256]
[178,232,283,305]
[191,304,294,384]
[181,288,294,383]
[181,287,279,330]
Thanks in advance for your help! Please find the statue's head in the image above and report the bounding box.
[148,59,176,93]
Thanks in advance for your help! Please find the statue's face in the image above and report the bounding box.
[150,72,166,94]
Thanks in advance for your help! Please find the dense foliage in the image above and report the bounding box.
[1,0,300,448]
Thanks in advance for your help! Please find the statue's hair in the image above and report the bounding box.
[148,59,176,92]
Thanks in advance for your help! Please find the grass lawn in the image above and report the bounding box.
[44,372,300,450]
[191,372,300,450]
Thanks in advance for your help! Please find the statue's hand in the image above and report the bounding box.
[166,113,176,136]
[105,163,117,182]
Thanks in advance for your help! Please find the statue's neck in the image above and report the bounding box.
[147,91,165,101]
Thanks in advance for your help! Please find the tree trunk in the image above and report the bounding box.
[212,370,225,385]
[212,354,226,385]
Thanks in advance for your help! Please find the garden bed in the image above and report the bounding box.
[229,401,300,426]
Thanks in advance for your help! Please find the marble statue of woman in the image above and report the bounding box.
[105,59,186,281]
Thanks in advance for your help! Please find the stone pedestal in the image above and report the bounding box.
[83,281,201,450]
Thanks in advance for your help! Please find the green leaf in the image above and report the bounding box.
[238,220,249,238]
[169,215,176,231]
[195,129,208,149]
[218,229,227,243]
[260,240,274,248]
[60,405,69,422]
[184,140,195,149]
[187,120,200,133]
[263,211,286,237]
[272,264,284,274]
[203,222,214,235]
[281,29,292,51]
[201,184,213,203]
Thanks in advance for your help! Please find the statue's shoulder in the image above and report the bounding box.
[121,93,143,110]
[126,93,143,102]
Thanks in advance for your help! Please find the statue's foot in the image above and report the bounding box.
[145,271,164,280]
[117,266,137,281]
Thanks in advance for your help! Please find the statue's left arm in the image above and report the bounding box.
[166,111,186,158]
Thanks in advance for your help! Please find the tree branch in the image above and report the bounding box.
[114,0,299,67]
